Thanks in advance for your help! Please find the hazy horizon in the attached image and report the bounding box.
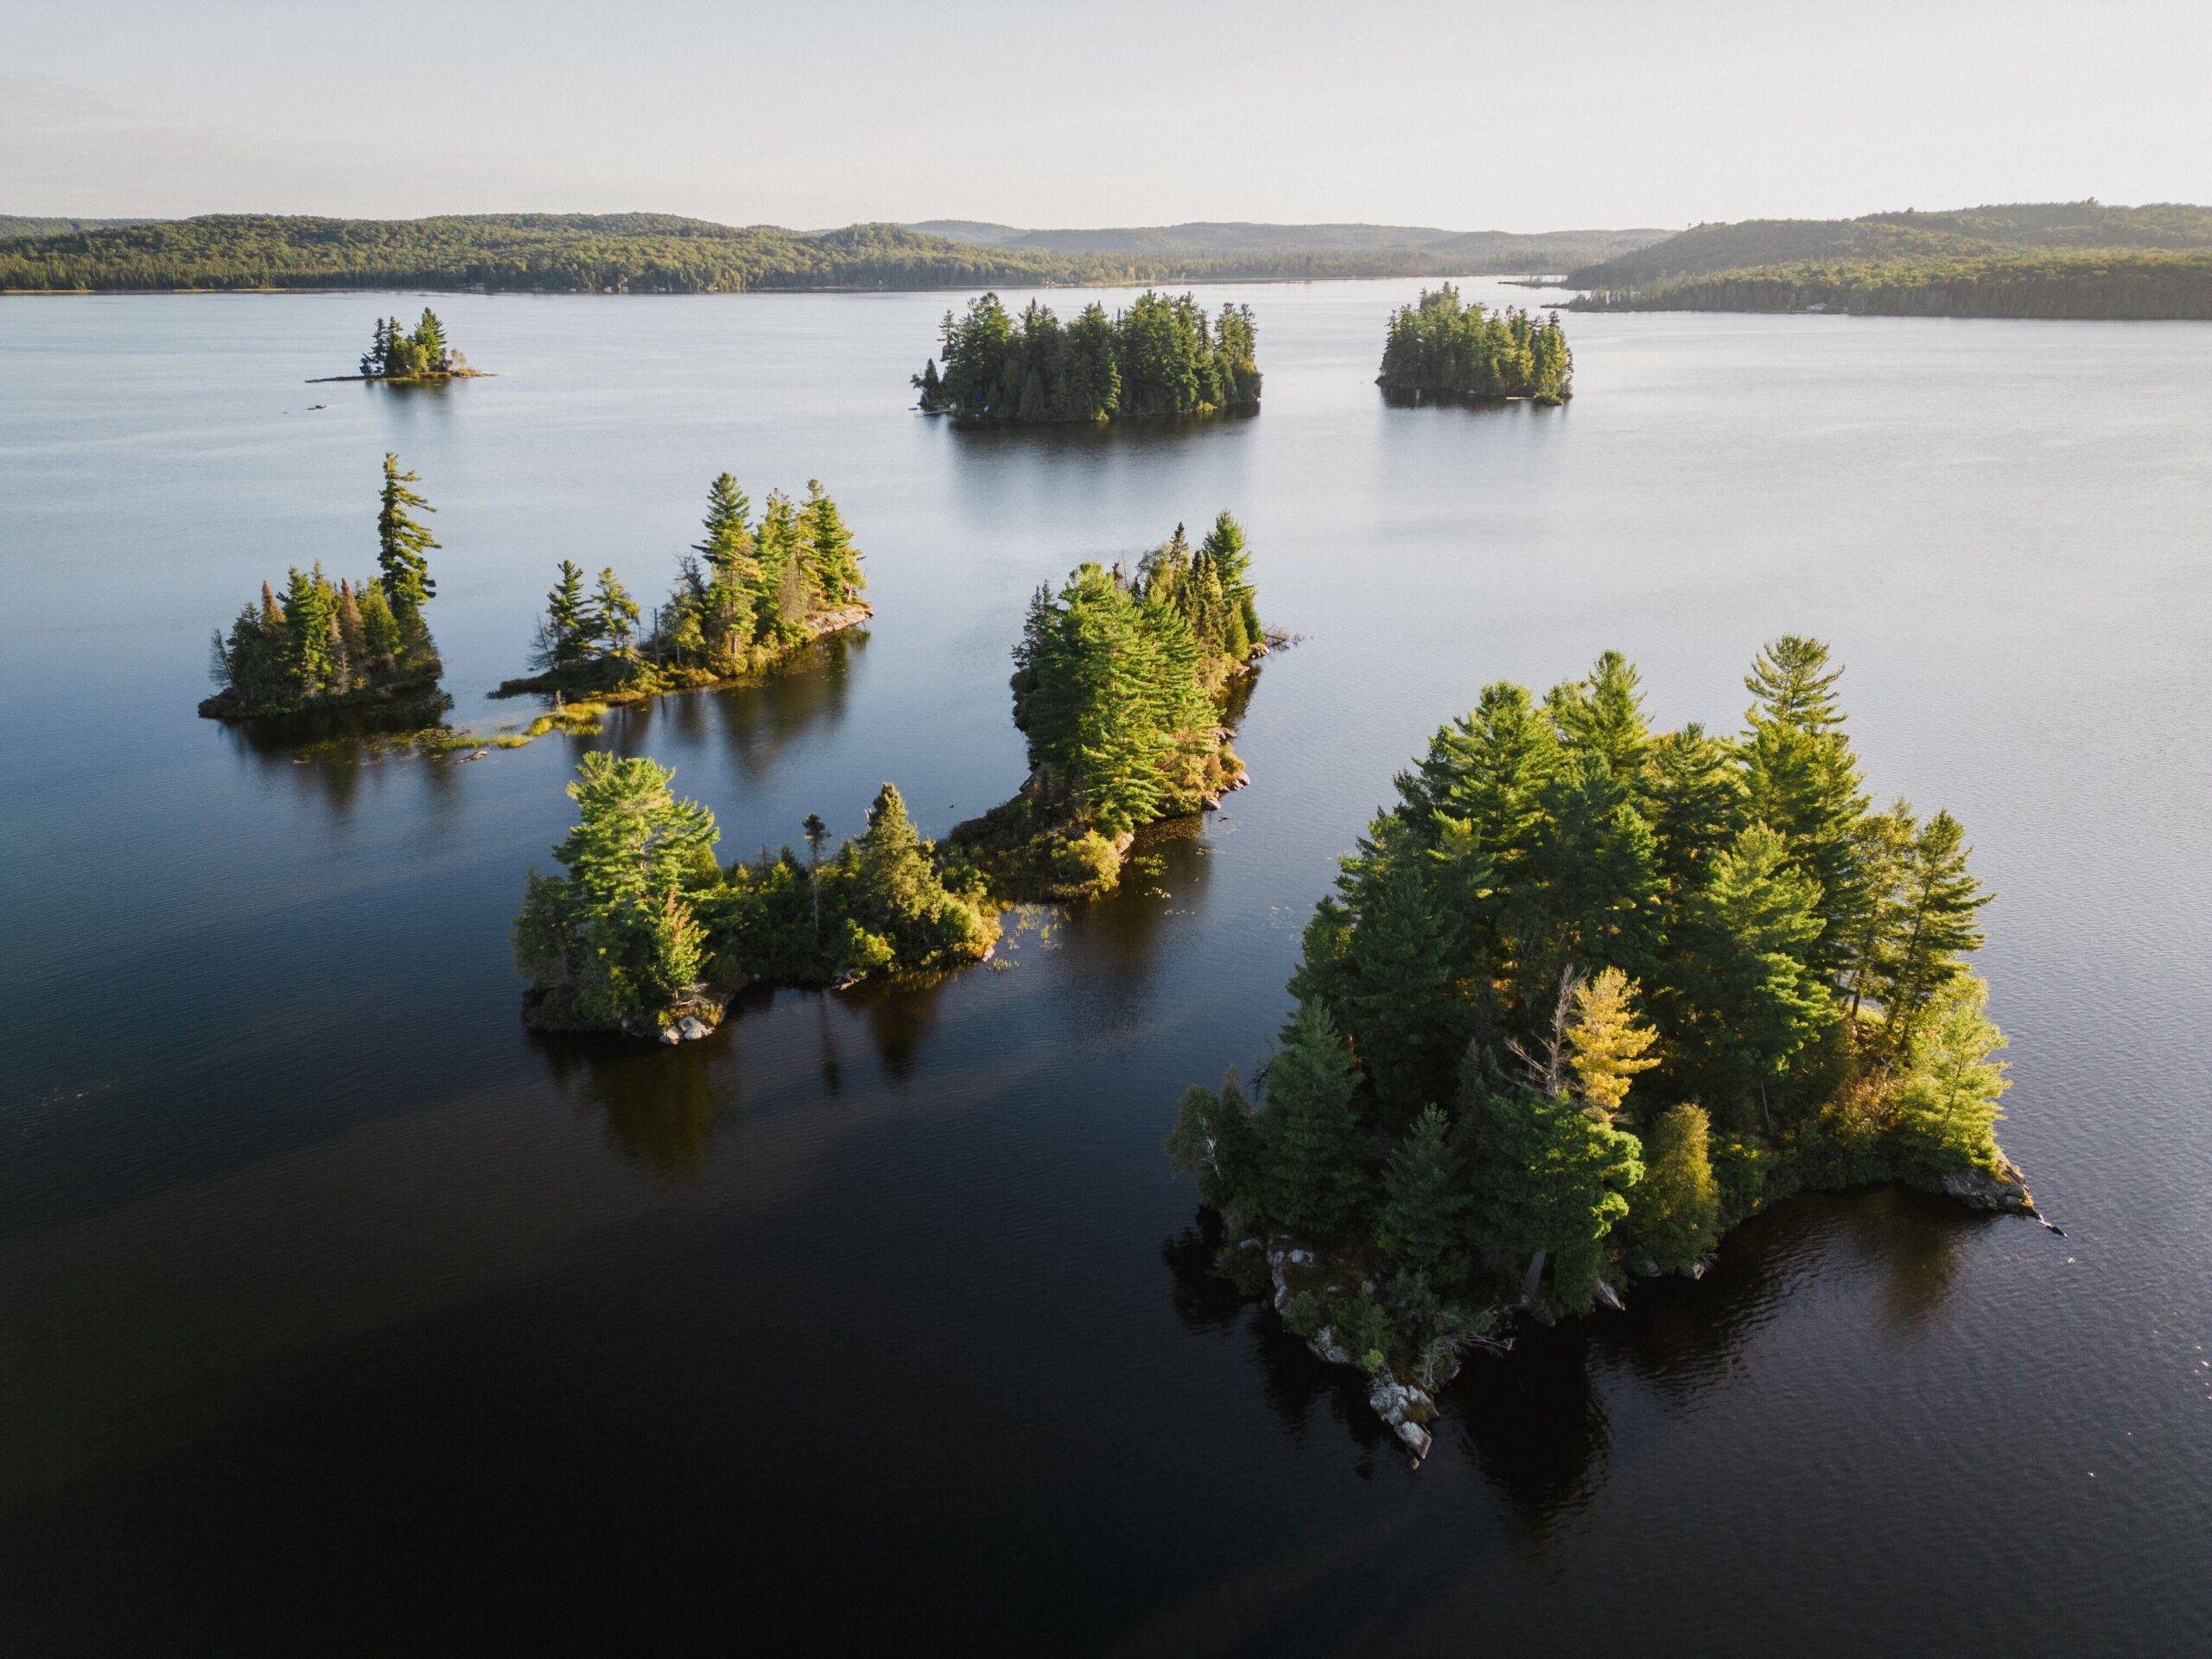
[9,0,2209,231]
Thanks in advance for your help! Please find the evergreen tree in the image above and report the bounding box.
[1566,966,1660,1122]
[535,559,592,672]
[798,479,865,602]
[1166,1069,1265,1216]
[1873,810,1992,1052]
[1645,723,1745,894]
[592,567,641,657]
[1378,1103,1468,1283]
[1465,1082,1643,1311]
[1339,854,1465,1124]
[1742,636,1871,983]
[375,453,439,621]
[1888,974,2008,1173]
[694,473,758,662]
[1261,1001,1368,1236]
[1631,1103,1722,1274]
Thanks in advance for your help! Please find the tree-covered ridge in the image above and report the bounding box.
[1376,285,1573,402]
[359,308,474,378]
[1169,640,2022,1406]
[516,760,996,1037]
[1570,247,2212,321]
[0,212,1663,294]
[499,473,869,702]
[953,513,1266,897]
[200,454,444,718]
[913,292,1260,423]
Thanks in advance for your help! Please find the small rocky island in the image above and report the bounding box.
[914,291,1260,423]
[950,512,1270,898]
[200,453,448,721]
[1167,639,2031,1460]
[340,308,485,381]
[495,473,870,708]
[1376,284,1574,404]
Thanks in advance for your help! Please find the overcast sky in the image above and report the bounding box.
[7,0,2207,230]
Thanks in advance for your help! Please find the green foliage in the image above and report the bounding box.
[1165,1071,1264,1215]
[1281,1290,1324,1338]
[1258,1001,1369,1236]
[1166,639,2014,1322]
[1376,283,1574,401]
[203,458,442,718]
[918,291,1260,423]
[1632,1104,1722,1274]
[518,765,998,1034]
[513,753,721,1033]
[360,308,458,377]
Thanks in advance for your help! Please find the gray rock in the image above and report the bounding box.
[1941,1159,2036,1213]
[1368,1378,1435,1427]
[1594,1278,1627,1313]
[1396,1421,1432,1459]
[1288,1249,1313,1265]
[677,1015,709,1041]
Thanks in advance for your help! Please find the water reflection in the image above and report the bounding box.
[594,632,866,782]
[1449,1329,1611,1536]
[217,695,455,816]
[535,1033,732,1178]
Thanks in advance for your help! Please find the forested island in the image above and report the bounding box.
[913,293,1260,423]
[0,212,1660,295]
[200,454,445,720]
[349,308,479,380]
[1167,640,2026,1457]
[951,514,1268,895]
[496,474,868,702]
[512,513,1268,1035]
[1567,200,2212,320]
[515,763,996,1038]
[1376,285,1573,403]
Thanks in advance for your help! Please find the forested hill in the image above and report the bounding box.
[0,213,1665,295]
[1567,201,2212,320]
[908,219,1662,270]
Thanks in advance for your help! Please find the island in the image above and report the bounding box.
[1165,639,2029,1459]
[913,292,1260,423]
[1376,284,1573,403]
[950,512,1268,896]
[514,763,996,1039]
[346,308,481,380]
[511,511,1271,1036]
[494,473,870,704]
[200,453,447,721]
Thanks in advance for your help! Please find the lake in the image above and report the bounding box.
[2,282,2208,1655]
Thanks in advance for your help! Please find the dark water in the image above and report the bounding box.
[3,284,2208,1655]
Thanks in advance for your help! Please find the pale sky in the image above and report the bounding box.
[6,0,2207,230]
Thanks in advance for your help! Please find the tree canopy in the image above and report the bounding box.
[915,292,1261,423]
[1376,285,1574,402]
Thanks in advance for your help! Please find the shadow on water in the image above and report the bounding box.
[217,694,456,815]
[1046,817,1220,1018]
[938,404,1261,458]
[594,632,867,783]
[1376,386,1562,418]
[1447,1327,1611,1537]
[533,1029,733,1179]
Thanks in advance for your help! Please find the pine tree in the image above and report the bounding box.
[1166,1069,1265,1215]
[1378,1103,1468,1282]
[536,559,591,672]
[1645,724,1745,895]
[1261,1001,1368,1236]
[1465,1082,1643,1311]
[282,563,336,698]
[1888,973,2008,1174]
[592,568,641,657]
[1742,636,1871,983]
[694,473,758,662]
[1631,1103,1721,1274]
[1566,966,1660,1122]
[798,479,864,603]
[376,453,438,620]
[1340,855,1465,1124]
[1874,809,1992,1052]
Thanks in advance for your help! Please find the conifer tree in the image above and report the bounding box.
[1742,636,1871,982]
[1631,1103,1722,1274]
[1378,1103,1468,1283]
[1341,855,1465,1123]
[592,567,641,657]
[1166,1069,1265,1215]
[1645,724,1745,894]
[536,559,592,672]
[1888,974,2008,1173]
[1261,1001,1368,1236]
[1465,1083,1643,1310]
[694,474,758,662]
[1566,966,1660,1122]
[798,480,864,603]
[1873,810,1991,1052]
[375,453,439,620]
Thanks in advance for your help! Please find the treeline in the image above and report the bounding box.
[502,474,868,700]
[515,760,995,1036]
[360,308,466,377]
[914,292,1260,423]
[1571,249,2212,321]
[1170,639,2015,1382]
[0,212,1661,295]
[201,454,442,717]
[953,514,1264,896]
[1376,284,1573,402]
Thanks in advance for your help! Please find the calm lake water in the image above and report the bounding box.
[2,282,2209,1655]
